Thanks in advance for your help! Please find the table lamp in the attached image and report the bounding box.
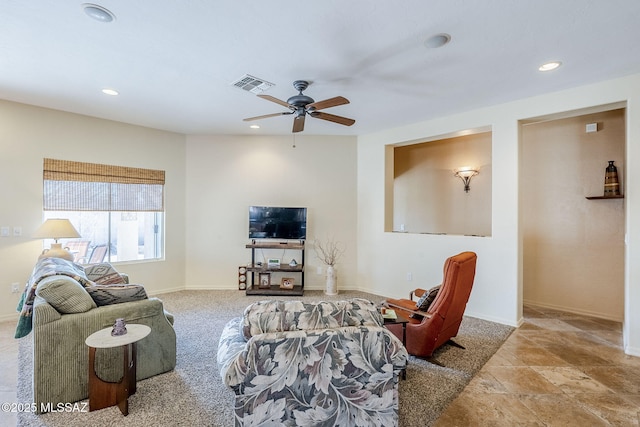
[33,218,81,261]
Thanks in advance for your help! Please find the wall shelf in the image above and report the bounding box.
[585,195,624,200]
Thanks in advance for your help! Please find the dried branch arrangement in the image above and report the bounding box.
[313,237,345,266]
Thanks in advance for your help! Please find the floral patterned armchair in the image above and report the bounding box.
[217,298,408,426]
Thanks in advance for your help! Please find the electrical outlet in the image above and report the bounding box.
[406,272,413,281]
[13,226,22,236]
[11,282,20,293]
[0,227,9,237]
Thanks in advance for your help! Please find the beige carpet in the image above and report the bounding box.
[17,290,513,426]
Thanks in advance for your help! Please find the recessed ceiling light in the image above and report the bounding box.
[249,125,260,129]
[424,33,451,49]
[82,3,116,23]
[538,61,562,72]
[101,88,119,96]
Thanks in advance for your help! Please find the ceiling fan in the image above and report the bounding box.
[243,80,355,133]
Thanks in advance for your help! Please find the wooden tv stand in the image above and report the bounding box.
[245,240,305,296]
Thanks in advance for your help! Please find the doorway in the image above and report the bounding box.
[521,107,625,321]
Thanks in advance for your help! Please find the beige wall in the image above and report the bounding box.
[184,134,358,292]
[2,74,640,356]
[522,109,625,320]
[392,132,492,236]
[0,100,186,321]
[358,73,640,357]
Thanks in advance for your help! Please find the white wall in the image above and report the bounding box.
[0,100,187,321]
[357,74,640,356]
[184,134,358,292]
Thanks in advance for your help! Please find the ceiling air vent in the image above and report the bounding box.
[231,74,275,94]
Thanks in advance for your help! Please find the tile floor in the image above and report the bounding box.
[435,305,640,426]
[0,305,638,426]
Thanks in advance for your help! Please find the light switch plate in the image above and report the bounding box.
[0,227,9,237]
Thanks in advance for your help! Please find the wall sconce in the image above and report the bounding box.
[454,167,479,193]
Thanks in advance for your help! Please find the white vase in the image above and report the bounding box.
[325,265,337,295]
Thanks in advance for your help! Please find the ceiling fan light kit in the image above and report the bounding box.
[243,80,355,133]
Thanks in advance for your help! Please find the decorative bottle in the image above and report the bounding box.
[604,161,620,197]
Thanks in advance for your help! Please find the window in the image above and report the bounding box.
[42,158,165,263]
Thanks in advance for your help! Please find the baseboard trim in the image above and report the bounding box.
[180,285,363,293]
[148,286,186,295]
[0,313,19,323]
[464,310,519,328]
[624,345,640,357]
[523,299,623,322]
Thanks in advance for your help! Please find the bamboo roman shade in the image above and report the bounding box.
[43,158,165,211]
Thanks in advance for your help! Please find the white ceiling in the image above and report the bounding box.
[2,1,640,136]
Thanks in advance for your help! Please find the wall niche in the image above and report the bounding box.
[386,130,492,236]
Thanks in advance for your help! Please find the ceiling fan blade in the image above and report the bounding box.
[258,94,292,108]
[306,96,349,111]
[310,111,355,126]
[292,114,306,133]
[243,111,293,121]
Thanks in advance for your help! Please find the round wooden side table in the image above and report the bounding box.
[85,324,151,416]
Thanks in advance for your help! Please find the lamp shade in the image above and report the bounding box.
[33,219,81,242]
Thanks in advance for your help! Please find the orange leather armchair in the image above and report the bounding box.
[385,251,477,358]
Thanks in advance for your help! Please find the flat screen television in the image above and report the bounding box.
[249,206,307,240]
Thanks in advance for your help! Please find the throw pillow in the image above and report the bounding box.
[15,257,94,338]
[85,283,148,306]
[35,276,97,314]
[84,263,128,285]
[415,285,441,311]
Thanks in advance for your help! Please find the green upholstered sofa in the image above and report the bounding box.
[18,259,176,413]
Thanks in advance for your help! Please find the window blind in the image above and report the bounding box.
[43,158,165,212]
